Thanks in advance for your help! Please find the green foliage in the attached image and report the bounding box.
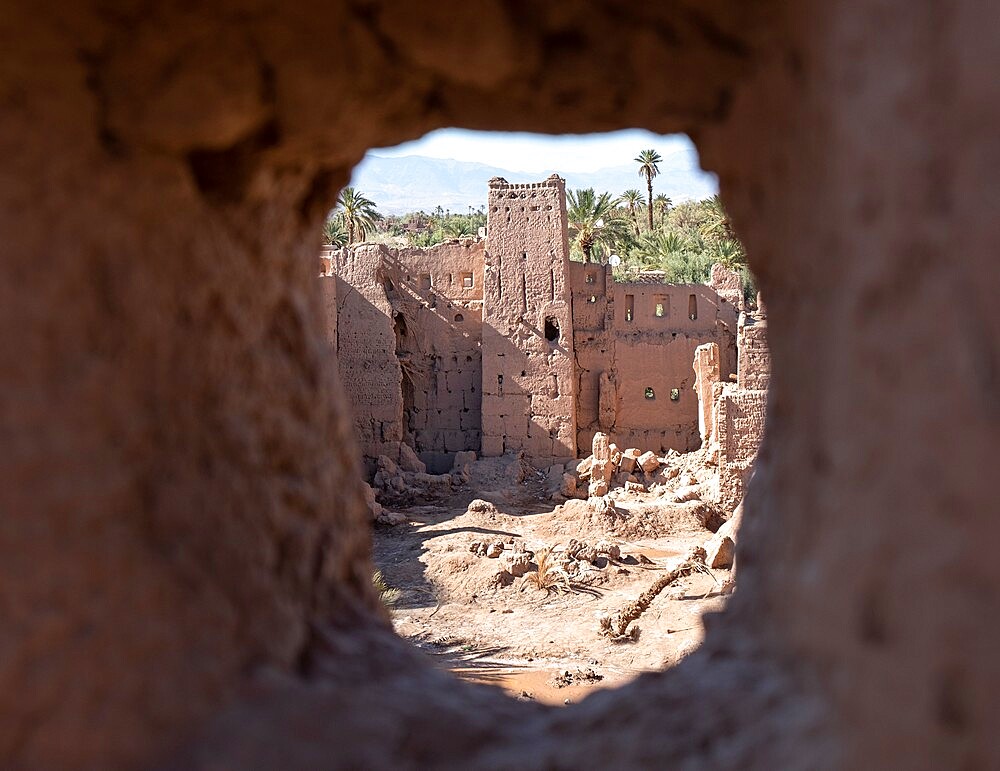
[379,208,486,248]
[623,194,753,294]
[567,188,632,264]
[337,186,382,244]
[322,214,348,247]
[618,189,643,236]
[635,148,663,230]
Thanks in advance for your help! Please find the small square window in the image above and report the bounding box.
[585,273,595,284]
[588,295,597,303]
[461,273,474,289]
[670,388,680,401]
[655,303,665,317]
[644,387,655,400]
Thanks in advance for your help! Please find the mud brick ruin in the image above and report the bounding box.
[321,175,765,488]
[10,3,996,768]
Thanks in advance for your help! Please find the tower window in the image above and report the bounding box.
[461,272,474,288]
[544,316,560,342]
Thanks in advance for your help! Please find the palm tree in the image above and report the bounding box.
[635,149,663,231]
[337,187,381,244]
[700,195,737,242]
[619,189,643,236]
[322,215,348,247]
[714,238,746,269]
[567,188,630,263]
[637,230,685,266]
[654,194,672,227]
[441,217,475,238]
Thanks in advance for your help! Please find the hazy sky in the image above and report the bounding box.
[370,128,701,174]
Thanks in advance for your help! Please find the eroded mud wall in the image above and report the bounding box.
[376,241,485,470]
[571,263,738,454]
[332,245,405,467]
[482,177,576,461]
[329,240,485,471]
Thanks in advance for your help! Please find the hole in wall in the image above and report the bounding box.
[321,128,763,707]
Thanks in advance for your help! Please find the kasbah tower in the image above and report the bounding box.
[481,175,577,463]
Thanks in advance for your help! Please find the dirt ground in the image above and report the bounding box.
[372,455,732,706]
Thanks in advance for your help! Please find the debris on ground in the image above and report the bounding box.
[599,547,715,642]
[552,668,604,688]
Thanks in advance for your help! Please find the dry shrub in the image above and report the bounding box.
[373,570,401,607]
[522,545,569,595]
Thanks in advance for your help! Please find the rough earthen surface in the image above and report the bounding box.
[2,1,998,769]
[572,264,737,454]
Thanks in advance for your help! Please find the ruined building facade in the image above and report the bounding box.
[321,175,746,474]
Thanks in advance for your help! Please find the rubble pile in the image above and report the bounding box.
[555,432,716,508]
[372,450,476,505]
[467,534,631,591]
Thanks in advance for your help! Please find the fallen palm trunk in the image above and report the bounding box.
[599,547,710,641]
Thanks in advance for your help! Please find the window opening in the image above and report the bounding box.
[544,316,560,342]
[462,272,474,289]
[454,313,464,322]
[655,303,665,317]
[670,388,681,401]
[420,274,431,290]
[644,387,655,400]
[625,294,634,322]
[688,294,698,320]
[588,295,597,303]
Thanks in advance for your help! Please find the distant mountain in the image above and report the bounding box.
[349,149,718,214]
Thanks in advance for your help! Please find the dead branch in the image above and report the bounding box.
[599,546,710,641]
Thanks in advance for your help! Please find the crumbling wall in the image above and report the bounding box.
[693,341,720,443]
[569,263,614,449]
[482,176,576,462]
[704,311,770,509]
[331,245,406,468]
[737,314,770,391]
[329,240,484,472]
[318,274,337,355]
[384,240,485,470]
[571,265,738,454]
[709,262,745,312]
